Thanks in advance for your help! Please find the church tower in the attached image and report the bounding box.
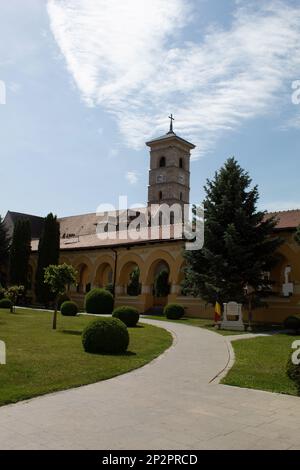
[146,115,195,208]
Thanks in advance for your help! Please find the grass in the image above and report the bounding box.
[0,308,172,406]
[222,333,299,396]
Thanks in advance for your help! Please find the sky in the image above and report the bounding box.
[0,0,299,218]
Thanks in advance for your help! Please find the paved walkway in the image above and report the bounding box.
[1,319,300,450]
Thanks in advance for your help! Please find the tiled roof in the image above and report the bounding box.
[266,209,300,230]
[31,224,184,252]
[146,131,195,149]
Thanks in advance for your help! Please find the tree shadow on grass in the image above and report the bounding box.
[61,329,83,336]
[86,350,137,357]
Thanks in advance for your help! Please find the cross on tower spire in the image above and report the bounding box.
[167,114,175,134]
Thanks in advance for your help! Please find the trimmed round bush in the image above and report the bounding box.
[164,303,185,320]
[0,298,13,310]
[284,315,300,332]
[82,317,129,354]
[61,300,78,317]
[85,288,114,315]
[112,306,139,327]
[287,356,300,395]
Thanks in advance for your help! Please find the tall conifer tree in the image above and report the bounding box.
[184,158,282,304]
[35,213,60,304]
[9,219,31,287]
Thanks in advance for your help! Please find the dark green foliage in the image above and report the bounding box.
[287,356,300,395]
[284,315,300,332]
[0,216,10,285]
[82,318,129,354]
[0,298,13,310]
[164,303,185,320]
[61,301,78,317]
[154,270,170,297]
[85,288,113,315]
[9,220,31,287]
[184,158,282,305]
[295,226,300,246]
[127,268,141,296]
[112,306,139,327]
[35,213,60,304]
[57,292,70,309]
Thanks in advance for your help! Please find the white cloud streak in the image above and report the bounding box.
[47,0,300,158]
[126,171,139,185]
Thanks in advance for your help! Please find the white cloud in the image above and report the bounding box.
[126,171,139,185]
[47,0,300,158]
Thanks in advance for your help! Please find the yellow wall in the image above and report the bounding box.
[28,229,300,323]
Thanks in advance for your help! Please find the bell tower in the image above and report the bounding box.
[146,115,195,208]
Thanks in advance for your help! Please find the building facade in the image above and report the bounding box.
[4,126,300,323]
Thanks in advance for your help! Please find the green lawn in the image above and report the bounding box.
[0,308,172,406]
[222,334,299,396]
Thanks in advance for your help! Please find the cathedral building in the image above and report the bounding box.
[4,121,300,323]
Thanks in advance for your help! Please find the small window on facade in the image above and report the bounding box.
[180,192,183,201]
[159,191,163,201]
[159,156,166,167]
[179,158,183,169]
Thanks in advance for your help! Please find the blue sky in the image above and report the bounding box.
[0,0,299,218]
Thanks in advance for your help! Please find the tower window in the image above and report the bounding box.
[158,191,163,201]
[179,158,183,169]
[180,192,183,201]
[159,156,166,167]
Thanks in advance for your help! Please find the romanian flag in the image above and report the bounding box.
[214,301,222,323]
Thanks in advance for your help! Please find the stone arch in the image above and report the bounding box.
[94,261,114,288]
[116,253,143,296]
[143,250,176,285]
[75,256,93,294]
[59,255,72,265]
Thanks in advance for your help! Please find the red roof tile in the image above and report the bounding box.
[266,209,300,230]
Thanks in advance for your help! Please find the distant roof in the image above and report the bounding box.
[146,131,195,149]
[31,224,184,252]
[5,211,44,239]
[266,210,300,230]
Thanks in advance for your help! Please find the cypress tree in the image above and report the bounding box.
[0,215,10,286]
[184,158,282,305]
[9,219,31,287]
[35,213,60,304]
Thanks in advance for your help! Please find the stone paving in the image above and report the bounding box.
[0,319,300,450]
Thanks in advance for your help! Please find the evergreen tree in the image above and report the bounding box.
[295,225,300,246]
[9,219,31,287]
[0,215,10,285]
[35,213,60,304]
[184,158,282,305]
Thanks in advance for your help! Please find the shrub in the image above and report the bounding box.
[82,317,129,354]
[164,303,185,320]
[112,306,139,327]
[284,315,300,332]
[85,288,114,315]
[57,293,70,309]
[0,298,13,310]
[61,300,78,317]
[287,356,300,395]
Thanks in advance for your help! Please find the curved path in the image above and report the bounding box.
[1,319,300,450]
